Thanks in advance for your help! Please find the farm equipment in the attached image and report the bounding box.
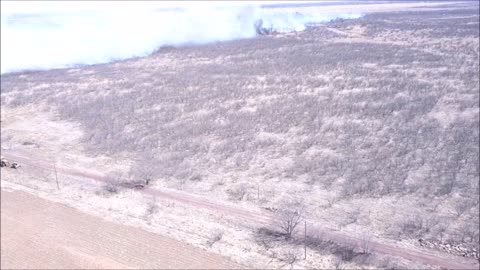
[1,157,20,169]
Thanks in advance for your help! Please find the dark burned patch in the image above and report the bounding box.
[155,45,177,53]
[280,42,443,68]
[359,6,480,37]
[22,141,39,148]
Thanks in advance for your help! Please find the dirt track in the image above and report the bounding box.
[0,189,243,269]
[2,149,479,270]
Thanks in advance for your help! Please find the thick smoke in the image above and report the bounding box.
[0,4,361,74]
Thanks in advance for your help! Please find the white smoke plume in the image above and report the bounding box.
[0,1,362,74]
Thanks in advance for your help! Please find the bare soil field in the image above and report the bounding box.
[1,190,242,269]
[1,1,479,269]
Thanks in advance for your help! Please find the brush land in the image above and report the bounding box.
[1,1,479,269]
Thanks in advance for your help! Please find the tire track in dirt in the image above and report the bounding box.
[2,149,479,269]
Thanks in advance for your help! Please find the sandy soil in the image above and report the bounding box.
[0,189,243,269]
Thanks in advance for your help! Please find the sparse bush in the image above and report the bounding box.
[102,182,119,194]
[256,227,288,242]
[326,195,338,208]
[277,251,299,269]
[226,183,248,201]
[206,229,224,247]
[107,171,147,190]
[339,208,361,228]
[453,198,472,217]
[144,199,159,217]
[334,245,358,262]
[254,227,278,251]
[189,173,203,182]
[401,215,426,237]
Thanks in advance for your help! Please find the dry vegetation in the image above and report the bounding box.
[1,2,479,269]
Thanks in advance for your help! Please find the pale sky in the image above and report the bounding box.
[0,1,329,14]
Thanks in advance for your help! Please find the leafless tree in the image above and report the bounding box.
[333,257,345,270]
[432,223,448,241]
[129,152,159,186]
[275,198,305,240]
[53,162,60,190]
[458,222,479,243]
[360,232,372,254]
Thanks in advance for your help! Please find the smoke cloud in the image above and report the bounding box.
[1,3,361,74]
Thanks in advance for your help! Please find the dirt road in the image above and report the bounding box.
[2,149,479,269]
[1,189,243,269]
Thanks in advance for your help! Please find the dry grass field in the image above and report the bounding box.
[1,1,479,269]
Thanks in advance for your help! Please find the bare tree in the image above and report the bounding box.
[326,195,337,208]
[53,162,60,190]
[275,198,305,240]
[333,257,345,270]
[453,198,472,217]
[129,152,159,186]
[458,222,479,243]
[360,232,372,254]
